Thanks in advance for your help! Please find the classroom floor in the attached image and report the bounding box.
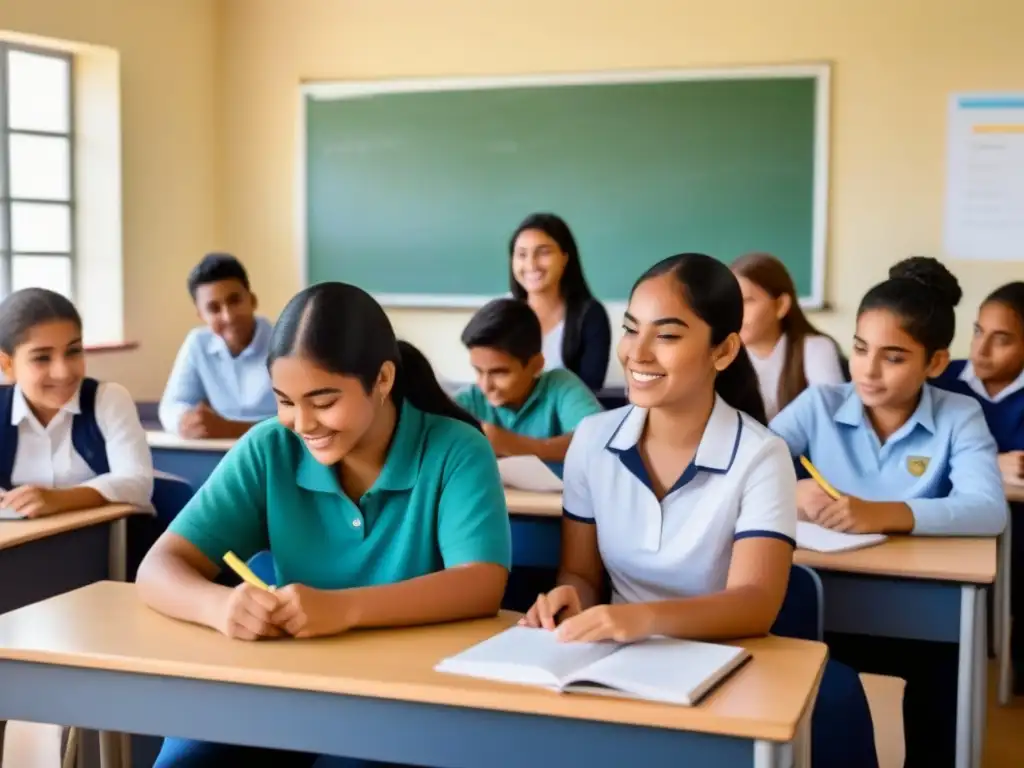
[3,662,1023,766]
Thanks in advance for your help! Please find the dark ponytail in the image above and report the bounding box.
[632,254,768,425]
[267,283,479,431]
[393,341,480,431]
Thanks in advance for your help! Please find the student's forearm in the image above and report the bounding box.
[556,570,602,610]
[869,501,915,533]
[505,433,573,463]
[50,487,108,513]
[136,553,231,631]
[645,585,783,640]
[338,563,507,629]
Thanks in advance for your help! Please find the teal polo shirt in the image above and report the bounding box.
[455,368,603,438]
[168,401,512,590]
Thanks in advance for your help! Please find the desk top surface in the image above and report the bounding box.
[504,489,562,517]
[146,431,238,452]
[795,534,997,583]
[0,505,140,551]
[0,582,826,742]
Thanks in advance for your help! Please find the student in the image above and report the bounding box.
[456,298,602,466]
[770,257,1007,767]
[931,280,1024,691]
[732,252,846,419]
[523,253,877,768]
[0,288,153,516]
[137,282,511,768]
[158,253,277,438]
[509,213,611,391]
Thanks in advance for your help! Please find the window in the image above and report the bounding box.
[0,44,73,299]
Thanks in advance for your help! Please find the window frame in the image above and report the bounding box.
[0,41,75,299]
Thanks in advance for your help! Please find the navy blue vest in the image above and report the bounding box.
[0,377,110,489]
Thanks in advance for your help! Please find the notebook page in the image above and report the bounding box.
[435,626,617,687]
[563,637,749,705]
[497,456,564,493]
[796,521,887,553]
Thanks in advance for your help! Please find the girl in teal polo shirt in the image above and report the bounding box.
[137,282,512,768]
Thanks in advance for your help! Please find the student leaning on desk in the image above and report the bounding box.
[0,288,153,518]
[769,257,1008,768]
[454,297,602,466]
[522,254,878,768]
[136,282,511,768]
[158,253,278,440]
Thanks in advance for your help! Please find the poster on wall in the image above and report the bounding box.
[944,93,1024,262]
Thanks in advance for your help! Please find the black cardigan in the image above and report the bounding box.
[562,299,611,392]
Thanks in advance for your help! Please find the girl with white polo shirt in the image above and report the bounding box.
[523,253,877,768]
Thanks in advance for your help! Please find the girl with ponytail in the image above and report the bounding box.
[138,283,511,768]
[522,253,878,768]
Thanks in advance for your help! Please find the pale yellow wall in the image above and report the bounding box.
[219,0,1024,386]
[0,0,220,398]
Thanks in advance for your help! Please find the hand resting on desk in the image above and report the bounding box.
[218,582,355,640]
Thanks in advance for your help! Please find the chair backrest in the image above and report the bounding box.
[151,472,195,524]
[247,550,278,588]
[771,563,824,641]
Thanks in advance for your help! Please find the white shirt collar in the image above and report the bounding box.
[959,361,1024,403]
[11,383,81,428]
[605,394,743,473]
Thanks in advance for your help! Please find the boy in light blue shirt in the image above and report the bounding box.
[455,298,602,467]
[158,254,277,438]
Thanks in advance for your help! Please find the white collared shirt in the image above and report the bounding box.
[562,396,797,604]
[748,334,846,419]
[158,316,277,433]
[959,360,1024,404]
[10,382,153,508]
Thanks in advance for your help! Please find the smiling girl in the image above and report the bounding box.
[0,288,152,517]
[508,213,611,391]
[137,282,511,767]
[522,253,878,768]
[769,256,1007,767]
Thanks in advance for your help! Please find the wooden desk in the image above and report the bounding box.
[0,506,140,766]
[504,489,561,518]
[146,431,237,490]
[797,536,995,768]
[0,582,826,768]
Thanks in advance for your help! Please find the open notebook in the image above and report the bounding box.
[435,626,750,706]
[497,456,563,493]
[796,521,887,553]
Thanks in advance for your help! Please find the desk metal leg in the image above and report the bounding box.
[0,718,6,762]
[957,586,980,768]
[998,519,1013,706]
[754,740,787,768]
[973,588,987,768]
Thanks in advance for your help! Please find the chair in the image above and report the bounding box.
[126,473,196,580]
[773,564,890,768]
[247,550,277,587]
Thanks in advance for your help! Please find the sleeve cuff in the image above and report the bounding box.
[563,508,595,523]
[734,529,796,547]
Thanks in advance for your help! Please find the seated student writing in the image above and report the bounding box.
[158,253,277,439]
[770,257,1006,767]
[0,288,153,517]
[732,252,846,419]
[137,282,511,768]
[931,280,1024,692]
[770,256,1007,538]
[455,298,602,467]
[523,253,878,768]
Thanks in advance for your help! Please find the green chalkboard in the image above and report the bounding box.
[305,72,826,304]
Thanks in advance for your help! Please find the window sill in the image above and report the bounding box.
[85,341,138,354]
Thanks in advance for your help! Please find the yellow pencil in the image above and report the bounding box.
[799,456,841,500]
[223,551,273,592]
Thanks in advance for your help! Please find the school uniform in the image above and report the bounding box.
[158,316,277,433]
[563,398,877,768]
[748,333,846,419]
[0,378,153,508]
[454,368,602,446]
[155,400,511,768]
[545,299,611,392]
[770,382,1007,767]
[933,359,1024,689]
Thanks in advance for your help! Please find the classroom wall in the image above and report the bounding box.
[0,0,220,398]
[219,0,1024,386]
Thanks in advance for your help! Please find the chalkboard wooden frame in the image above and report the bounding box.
[297,63,831,309]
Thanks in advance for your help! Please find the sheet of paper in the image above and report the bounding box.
[498,455,563,493]
[796,521,887,553]
[944,93,1024,261]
